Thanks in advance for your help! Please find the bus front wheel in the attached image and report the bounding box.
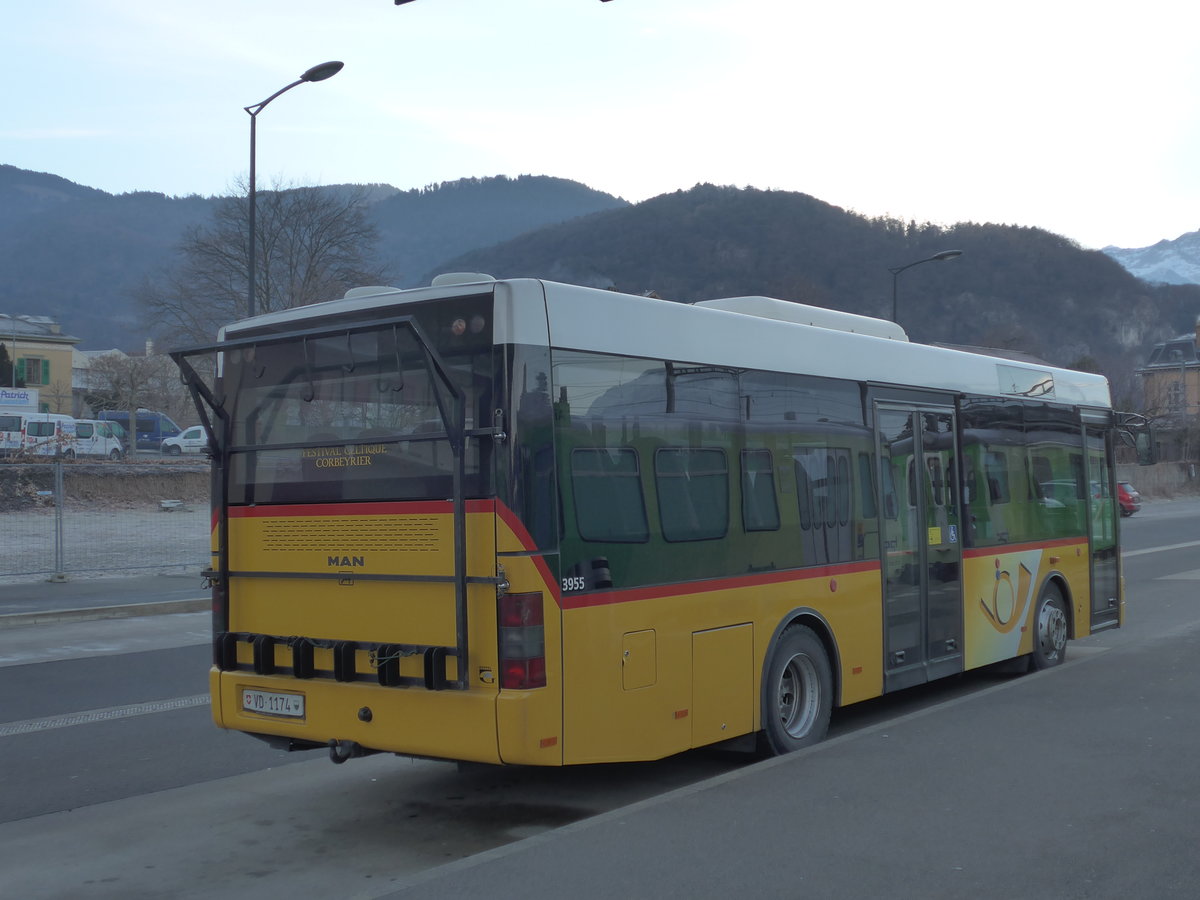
[1030,584,1069,670]
[759,625,832,756]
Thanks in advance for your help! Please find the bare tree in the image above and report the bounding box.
[142,181,389,348]
[85,352,191,445]
[43,376,74,415]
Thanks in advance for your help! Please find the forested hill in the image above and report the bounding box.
[0,165,215,350]
[371,175,630,286]
[438,184,1200,403]
[4,163,1198,402]
[0,166,626,349]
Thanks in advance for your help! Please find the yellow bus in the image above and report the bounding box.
[172,274,1125,765]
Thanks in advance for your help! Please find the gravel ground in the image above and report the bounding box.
[0,502,210,582]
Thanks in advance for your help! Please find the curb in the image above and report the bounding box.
[0,598,210,630]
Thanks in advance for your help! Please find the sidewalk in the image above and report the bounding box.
[0,573,209,628]
[379,630,1200,899]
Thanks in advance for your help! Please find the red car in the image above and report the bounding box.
[1117,481,1141,517]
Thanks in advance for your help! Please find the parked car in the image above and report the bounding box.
[22,413,77,457]
[0,411,27,457]
[160,425,209,455]
[98,409,183,451]
[107,421,131,454]
[1117,481,1141,517]
[73,419,126,459]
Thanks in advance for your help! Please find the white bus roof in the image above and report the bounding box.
[220,277,1111,409]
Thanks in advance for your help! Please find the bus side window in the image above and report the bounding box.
[925,456,943,507]
[795,458,814,529]
[741,449,780,532]
[881,460,899,520]
[985,451,1009,502]
[946,457,958,508]
[655,447,728,542]
[857,452,877,518]
[571,447,649,543]
[1031,455,1053,498]
[835,453,850,526]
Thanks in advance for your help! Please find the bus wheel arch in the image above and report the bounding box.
[1044,573,1075,635]
[758,612,838,756]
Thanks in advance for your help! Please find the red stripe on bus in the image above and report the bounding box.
[220,500,883,613]
[493,502,560,601]
[961,536,1085,559]
[560,560,880,610]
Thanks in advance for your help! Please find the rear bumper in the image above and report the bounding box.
[211,668,503,764]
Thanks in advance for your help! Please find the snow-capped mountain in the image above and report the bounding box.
[1104,229,1200,285]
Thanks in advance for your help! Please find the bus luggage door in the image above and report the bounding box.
[877,405,964,691]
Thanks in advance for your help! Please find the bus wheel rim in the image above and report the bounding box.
[778,653,820,739]
[1038,600,1067,660]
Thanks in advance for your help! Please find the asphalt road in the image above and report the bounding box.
[1,497,1198,898]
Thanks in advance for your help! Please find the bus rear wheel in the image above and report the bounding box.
[759,625,832,756]
[1031,584,1069,670]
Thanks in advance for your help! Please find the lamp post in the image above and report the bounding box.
[889,249,963,324]
[245,60,344,318]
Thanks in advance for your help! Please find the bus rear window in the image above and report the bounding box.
[222,303,495,505]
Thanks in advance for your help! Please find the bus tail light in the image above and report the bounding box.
[498,592,546,689]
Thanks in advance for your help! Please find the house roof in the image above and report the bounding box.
[0,313,80,344]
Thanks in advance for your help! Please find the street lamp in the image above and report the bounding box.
[889,249,963,324]
[244,60,344,318]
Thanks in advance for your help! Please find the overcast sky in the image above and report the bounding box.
[4,0,1198,250]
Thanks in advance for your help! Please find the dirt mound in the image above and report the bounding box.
[0,461,209,509]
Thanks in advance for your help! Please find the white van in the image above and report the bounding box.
[0,411,26,457]
[73,419,126,460]
[22,413,77,457]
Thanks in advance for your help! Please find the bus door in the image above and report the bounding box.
[877,404,964,691]
[1084,417,1120,630]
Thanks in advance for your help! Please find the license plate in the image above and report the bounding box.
[242,688,305,718]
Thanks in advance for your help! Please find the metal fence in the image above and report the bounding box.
[0,460,210,582]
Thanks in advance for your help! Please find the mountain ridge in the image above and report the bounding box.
[1103,230,1200,286]
[0,166,626,348]
[3,164,1199,404]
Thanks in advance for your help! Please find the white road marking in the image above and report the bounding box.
[1157,568,1200,581]
[1123,539,1200,558]
[0,694,209,738]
